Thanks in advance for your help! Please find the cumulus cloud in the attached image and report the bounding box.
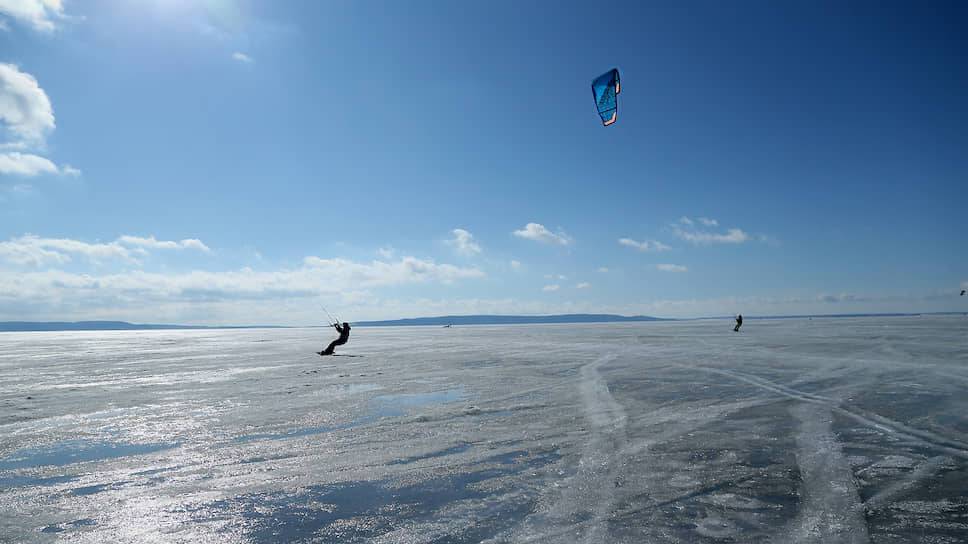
[513,223,572,246]
[0,63,55,144]
[0,0,68,32]
[0,152,79,176]
[678,216,693,226]
[447,228,481,256]
[231,52,253,63]
[697,217,718,227]
[542,284,560,292]
[656,263,688,272]
[510,260,521,269]
[0,64,75,178]
[576,282,591,289]
[618,238,671,252]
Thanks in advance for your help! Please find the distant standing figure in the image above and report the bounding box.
[318,322,351,356]
[734,314,743,332]
[961,289,966,296]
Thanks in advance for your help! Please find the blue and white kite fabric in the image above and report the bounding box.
[591,68,621,126]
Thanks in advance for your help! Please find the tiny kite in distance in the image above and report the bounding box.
[591,68,621,126]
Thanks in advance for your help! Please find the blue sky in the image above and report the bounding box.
[1,0,965,324]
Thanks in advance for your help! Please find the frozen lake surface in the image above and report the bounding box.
[1,317,967,543]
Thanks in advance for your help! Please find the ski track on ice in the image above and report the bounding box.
[863,455,950,513]
[689,366,968,459]
[788,403,870,544]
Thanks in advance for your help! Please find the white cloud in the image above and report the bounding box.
[513,223,572,246]
[377,247,396,259]
[0,152,79,177]
[598,267,609,273]
[656,263,688,273]
[0,254,486,322]
[0,234,213,266]
[0,0,68,32]
[673,225,749,245]
[678,216,693,226]
[0,234,131,265]
[697,217,718,227]
[544,274,566,280]
[0,64,75,179]
[302,255,483,286]
[542,284,560,292]
[618,238,671,252]
[509,260,521,269]
[576,282,591,289]
[231,52,253,63]
[0,63,55,144]
[117,235,211,252]
[447,228,481,256]
[0,152,57,176]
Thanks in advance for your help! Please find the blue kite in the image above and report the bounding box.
[591,68,621,126]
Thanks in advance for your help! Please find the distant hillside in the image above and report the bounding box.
[0,321,285,332]
[354,314,668,327]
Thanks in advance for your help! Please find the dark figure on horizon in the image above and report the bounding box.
[318,322,351,356]
[734,314,743,332]
[961,289,966,296]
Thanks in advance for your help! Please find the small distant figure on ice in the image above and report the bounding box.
[318,322,351,356]
[961,289,966,296]
[734,314,743,332]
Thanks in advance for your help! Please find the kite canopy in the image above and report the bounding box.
[591,68,621,126]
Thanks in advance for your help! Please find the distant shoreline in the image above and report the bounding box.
[0,312,963,332]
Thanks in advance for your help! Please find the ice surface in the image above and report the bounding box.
[1,317,966,542]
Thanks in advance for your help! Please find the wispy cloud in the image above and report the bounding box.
[618,238,671,252]
[576,282,591,289]
[447,228,481,256]
[510,260,522,270]
[542,284,560,292]
[598,267,609,273]
[0,0,69,32]
[0,254,485,321]
[116,236,211,252]
[513,223,572,246]
[303,256,484,286]
[231,52,253,63]
[0,234,212,266]
[673,217,749,245]
[377,247,396,259]
[544,274,567,280]
[656,263,688,272]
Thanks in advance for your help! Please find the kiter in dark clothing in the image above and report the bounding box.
[734,314,743,332]
[318,322,351,355]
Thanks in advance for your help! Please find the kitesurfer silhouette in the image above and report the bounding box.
[734,314,743,332]
[319,322,351,356]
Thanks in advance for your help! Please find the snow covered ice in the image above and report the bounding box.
[1,316,967,542]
